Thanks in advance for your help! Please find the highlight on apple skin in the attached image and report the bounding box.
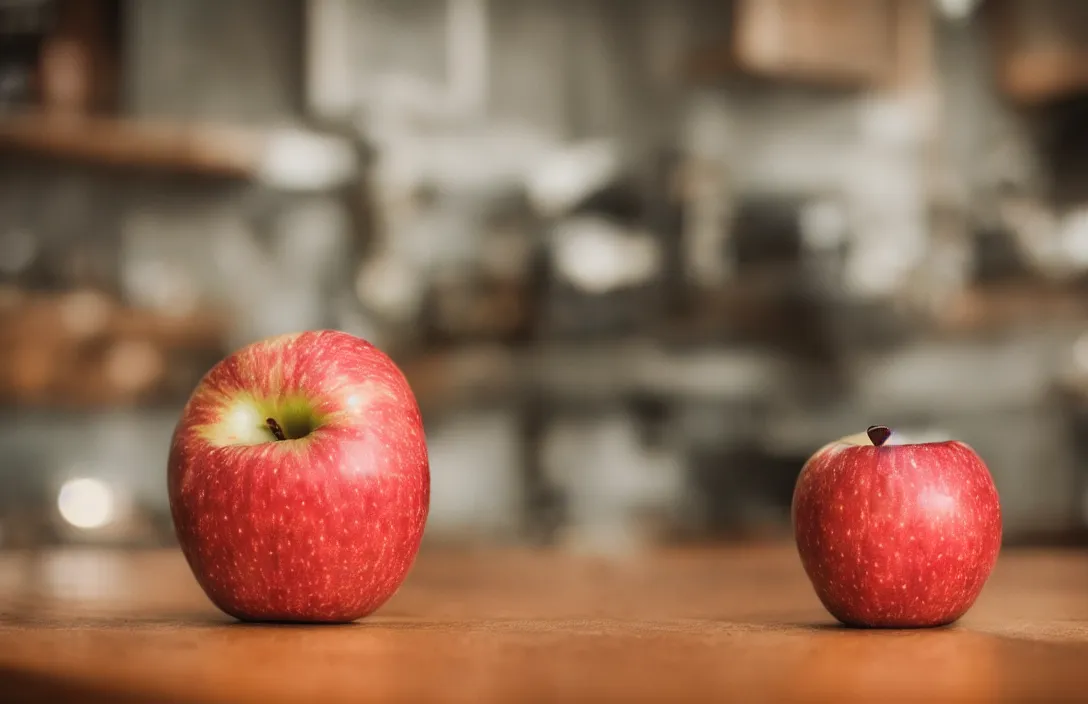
[791,425,1002,629]
[167,330,430,623]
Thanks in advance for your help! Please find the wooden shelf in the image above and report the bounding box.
[0,288,228,408]
[935,281,1088,332]
[0,111,268,178]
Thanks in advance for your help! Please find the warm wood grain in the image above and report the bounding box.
[0,545,1086,702]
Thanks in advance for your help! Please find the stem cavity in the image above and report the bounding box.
[866,425,892,447]
[266,417,287,442]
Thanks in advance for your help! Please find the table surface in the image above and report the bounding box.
[0,544,1086,703]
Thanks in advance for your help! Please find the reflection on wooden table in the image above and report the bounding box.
[0,545,1086,702]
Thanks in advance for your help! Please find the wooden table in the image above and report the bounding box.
[1,544,1086,702]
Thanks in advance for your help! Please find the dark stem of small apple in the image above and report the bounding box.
[266,418,287,442]
[866,425,892,447]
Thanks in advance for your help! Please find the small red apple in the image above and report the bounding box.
[792,425,1002,628]
[168,330,429,622]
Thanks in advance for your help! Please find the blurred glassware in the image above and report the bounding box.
[1056,207,1088,272]
[934,0,982,22]
[550,216,661,296]
[526,139,620,218]
[255,128,357,192]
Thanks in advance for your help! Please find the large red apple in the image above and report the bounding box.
[168,330,429,622]
[792,425,1001,628]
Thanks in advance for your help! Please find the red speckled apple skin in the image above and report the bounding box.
[792,438,1002,628]
[168,330,430,623]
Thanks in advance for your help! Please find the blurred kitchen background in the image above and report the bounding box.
[2,0,1088,554]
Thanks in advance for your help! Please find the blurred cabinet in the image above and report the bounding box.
[987,0,1088,105]
[691,0,905,88]
[732,0,899,86]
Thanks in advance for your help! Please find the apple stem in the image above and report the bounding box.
[266,418,287,442]
[866,425,892,447]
